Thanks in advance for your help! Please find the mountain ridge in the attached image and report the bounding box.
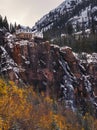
[32,0,97,40]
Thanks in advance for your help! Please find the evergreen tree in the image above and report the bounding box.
[81,18,86,37]
[0,15,3,28]
[76,21,80,32]
[3,16,9,31]
[67,22,73,35]
[91,15,95,34]
[14,22,17,30]
[10,23,15,34]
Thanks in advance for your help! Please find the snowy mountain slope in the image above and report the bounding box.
[33,0,79,30]
[32,0,97,38]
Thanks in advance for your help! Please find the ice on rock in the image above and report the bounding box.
[59,57,76,110]
[25,61,30,64]
[83,75,92,93]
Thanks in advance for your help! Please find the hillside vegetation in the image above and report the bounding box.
[0,79,97,130]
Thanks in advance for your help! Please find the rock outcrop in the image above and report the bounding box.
[0,32,97,115]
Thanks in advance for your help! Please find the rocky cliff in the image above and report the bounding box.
[0,31,97,115]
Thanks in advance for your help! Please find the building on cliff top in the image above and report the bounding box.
[16,26,43,41]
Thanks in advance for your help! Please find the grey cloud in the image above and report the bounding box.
[0,0,63,27]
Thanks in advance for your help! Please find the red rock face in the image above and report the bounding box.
[60,46,75,62]
[13,44,22,65]
[42,68,54,82]
[8,70,16,81]
[1,35,97,114]
[60,47,82,78]
[21,45,28,58]
[5,41,96,93]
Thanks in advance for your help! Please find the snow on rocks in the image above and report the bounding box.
[0,46,19,79]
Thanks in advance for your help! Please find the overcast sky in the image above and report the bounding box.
[0,0,63,27]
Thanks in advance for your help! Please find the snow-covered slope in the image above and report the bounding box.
[32,0,97,38]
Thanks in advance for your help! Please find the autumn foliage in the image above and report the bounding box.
[0,79,97,130]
